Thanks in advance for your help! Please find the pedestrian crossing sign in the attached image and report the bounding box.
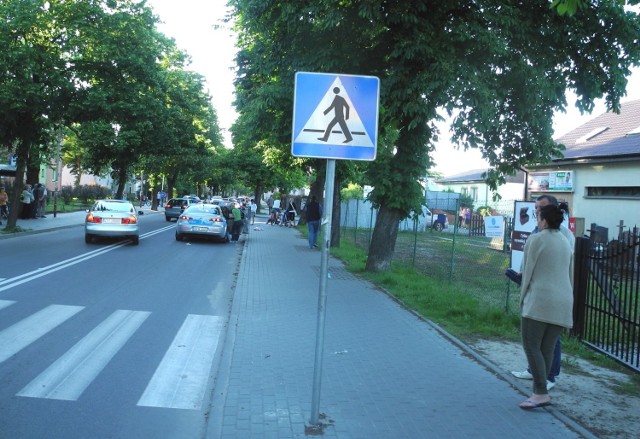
[292,72,379,161]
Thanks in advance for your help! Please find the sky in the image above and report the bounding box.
[146,0,640,177]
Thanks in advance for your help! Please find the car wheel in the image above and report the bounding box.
[85,234,93,244]
[175,232,183,241]
[165,216,171,222]
[131,236,139,245]
[433,222,444,232]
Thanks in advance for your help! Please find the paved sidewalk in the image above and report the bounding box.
[207,220,595,438]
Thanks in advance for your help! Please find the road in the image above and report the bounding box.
[0,212,240,438]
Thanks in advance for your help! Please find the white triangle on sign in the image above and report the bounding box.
[294,77,374,148]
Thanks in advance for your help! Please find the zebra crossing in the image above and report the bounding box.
[0,299,224,410]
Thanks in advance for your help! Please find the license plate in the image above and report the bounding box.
[194,227,209,232]
[103,218,121,224]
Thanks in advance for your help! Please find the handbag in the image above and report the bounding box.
[505,268,522,286]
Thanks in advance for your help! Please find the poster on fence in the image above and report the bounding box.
[510,201,536,271]
[483,216,505,238]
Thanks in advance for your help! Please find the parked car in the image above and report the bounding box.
[84,199,142,245]
[175,203,229,243]
[164,197,199,221]
[426,207,449,231]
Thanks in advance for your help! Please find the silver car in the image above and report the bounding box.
[175,203,229,243]
[85,199,141,245]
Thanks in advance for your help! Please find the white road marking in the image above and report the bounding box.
[17,309,150,400]
[0,299,15,311]
[137,314,224,410]
[0,225,175,293]
[0,304,84,363]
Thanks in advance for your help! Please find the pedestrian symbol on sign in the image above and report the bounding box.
[317,87,353,144]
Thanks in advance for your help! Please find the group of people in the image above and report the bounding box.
[262,194,323,249]
[223,199,257,242]
[511,194,575,410]
[458,207,472,227]
[18,183,48,220]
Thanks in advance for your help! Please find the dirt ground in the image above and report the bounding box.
[469,339,640,438]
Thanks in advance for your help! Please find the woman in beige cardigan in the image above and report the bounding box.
[518,204,573,409]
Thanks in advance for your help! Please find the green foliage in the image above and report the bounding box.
[60,184,110,204]
[230,0,640,271]
[0,0,224,226]
[341,183,364,200]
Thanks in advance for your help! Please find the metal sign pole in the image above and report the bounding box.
[309,158,335,426]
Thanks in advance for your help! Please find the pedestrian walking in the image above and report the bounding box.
[250,199,257,225]
[305,196,322,248]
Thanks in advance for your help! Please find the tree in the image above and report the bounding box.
[230,0,640,272]
[0,0,79,227]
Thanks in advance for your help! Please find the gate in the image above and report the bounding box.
[573,229,640,373]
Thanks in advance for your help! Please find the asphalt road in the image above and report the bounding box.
[0,213,240,438]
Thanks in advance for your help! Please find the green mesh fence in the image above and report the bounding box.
[340,198,522,314]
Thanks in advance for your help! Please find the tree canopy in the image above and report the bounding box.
[229,0,640,271]
[0,0,225,228]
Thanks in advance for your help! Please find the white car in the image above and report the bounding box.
[85,199,142,245]
[175,203,229,243]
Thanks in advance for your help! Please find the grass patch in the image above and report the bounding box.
[0,225,29,235]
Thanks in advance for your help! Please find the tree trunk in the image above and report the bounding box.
[116,166,128,199]
[330,174,341,248]
[5,143,28,228]
[253,181,264,214]
[365,205,402,272]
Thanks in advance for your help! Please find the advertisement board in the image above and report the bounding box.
[510,201,536,271]
[527,171,573,192]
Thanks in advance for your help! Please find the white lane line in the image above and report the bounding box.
[0,299,15,311]
[0,305,84,363]
[17,309,150,401]
[0,225,175,293]
[137,315,224,410]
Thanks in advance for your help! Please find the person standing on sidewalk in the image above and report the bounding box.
[512,194,575,388]
[0,185,8,225]
[305,195,322,248]
[20,184,34,219]
[250,199,257,225]
[518,203,573,409]
[230,203,243,242]
[35,183,47,218]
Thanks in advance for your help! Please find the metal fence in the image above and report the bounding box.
[339,198,518,313]
[573,228,640,372]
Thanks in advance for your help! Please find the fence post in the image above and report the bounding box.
[354,199,359,244]
[412,216,418,268]
[449,198,460,282]
[572,237,590,338]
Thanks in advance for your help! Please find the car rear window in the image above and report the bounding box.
[168,199,185,207]
[185,205,221,215]
[93,201,133,213]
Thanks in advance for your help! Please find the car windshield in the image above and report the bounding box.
[92,201,133,213]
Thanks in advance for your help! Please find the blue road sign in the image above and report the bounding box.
[292,72,379,161]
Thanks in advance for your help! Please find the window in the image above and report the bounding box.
[627,124,640,136]
[575,127,608,144]
[585,186,640,199]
